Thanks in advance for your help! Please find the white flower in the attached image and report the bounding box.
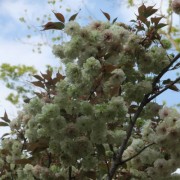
[159,107,171,119]
[172,0,180,14]
[64,21,80,35]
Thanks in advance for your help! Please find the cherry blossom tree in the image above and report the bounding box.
[0,3,180,180]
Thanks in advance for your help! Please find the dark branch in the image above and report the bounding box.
[69,166,72,180]
[108,94,150,180]
[152,53,180,88]
[149,77,180,102]
[121,143,155,164]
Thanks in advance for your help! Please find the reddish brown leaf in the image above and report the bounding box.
[41,70,52,81]
[156,23,167,29]
[103,64,117,73]
[138,4,146,16]
[53,11,65,23]
[0,111,10,123]
[1,149,10,155]
[137,15,147,24]
[168,84,179,92]
[27,138,49,153]
[33,75,44,81]
[34,92,43,98]
[145,7,158,18]
[69,10,80,21]
[112,17,118,24]
[41,22,65,31]
[15,158,33,165]
[151,17,163,25]
[31,81,45,88]
[101,10,110,21]
[83,170,96,179]
[162,79,172,85]
[0,122,9,126]
[56,72,65,79]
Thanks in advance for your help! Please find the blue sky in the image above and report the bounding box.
[0,0,179,129]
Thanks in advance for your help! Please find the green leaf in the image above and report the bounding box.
[101,10,111,21]
[52,11,65,23]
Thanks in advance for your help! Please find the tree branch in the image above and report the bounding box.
[108,94,150,180]
[149,77,180,102]
[152,53,180,88]
[108,53,180,179]
[121,143,155,164]
[69,166,72,180]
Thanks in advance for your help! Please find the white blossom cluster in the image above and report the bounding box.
[121,107,180,179]
[0,19,179,180]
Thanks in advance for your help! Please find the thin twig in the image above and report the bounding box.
[108,94,150,180]
[121,143,155,164]
[149,77,180,102]
[152,53,180,88]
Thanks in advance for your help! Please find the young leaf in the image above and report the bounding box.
[96,144,106,158]
[103,64,117,73]
[138,4,146,16]
[52,11,65,23]
[168,84,179,92]
[41,22,65,31]
[156,23,167,29]
[101,10,111,21]
[69,10,81,21]
[1,111,10,123]
[151,17,163,26]
[41,70,52,81]
[0,122,9,126]
[34,92,43,98]
[137,15,147,24]
[15,158,33,165]
[31,81,45,89]
[163,79,172,84]
[144,6,158,18]
[112,17,118,24]
[33,75,44,81]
